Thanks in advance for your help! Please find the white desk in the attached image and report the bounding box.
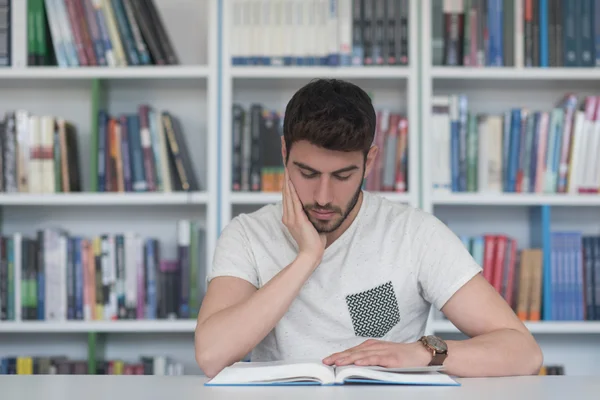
[1,375,599,399]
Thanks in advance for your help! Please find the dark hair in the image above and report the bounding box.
[283,79,376,163]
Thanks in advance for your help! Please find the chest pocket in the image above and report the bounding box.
[345,281,401,338]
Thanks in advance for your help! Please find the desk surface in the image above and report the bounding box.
[2,375,599,399]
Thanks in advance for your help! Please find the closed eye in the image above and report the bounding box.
[334,174,351,181]
[300,171,318,179]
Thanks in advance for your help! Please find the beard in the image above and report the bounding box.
[302,179,364,234]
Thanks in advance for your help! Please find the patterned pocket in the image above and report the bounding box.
[345,281,400,338]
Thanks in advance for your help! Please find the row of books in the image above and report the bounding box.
[434,0,598,68]
[231,103,284,192]
[459,231,600,321]
[539,365,565,375]
[231,103,409,193]
[0,355,184,375]
[96,107,199,193]
[0,111,82,194]
[27,0,179,67]
[230,0,409,67]
[365,110,409,192]
[550,232,600,321]
[430,93,600,195]
[0,220,206,322]
[459,234,543,321]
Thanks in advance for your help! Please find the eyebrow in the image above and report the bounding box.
[292,161,359,175]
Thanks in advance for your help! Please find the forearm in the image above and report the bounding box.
[441,329,543,377]
[195,252,320,377]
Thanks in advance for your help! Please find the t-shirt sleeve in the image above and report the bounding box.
[207,216,259,288]
[410,210,483,311]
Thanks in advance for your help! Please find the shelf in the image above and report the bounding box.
[0,66,210,80]
[0,320,197,333]
[0,192,208,206]
[432,192,600,207]
[431,320,600,334]
[431,66,600,81]
[231,66,411,79]
[230,191,412,205]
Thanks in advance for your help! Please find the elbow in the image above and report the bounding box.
[195,342,224,379]
[194,327,227,379]
[196,353,223,379]
[523,333,544,375]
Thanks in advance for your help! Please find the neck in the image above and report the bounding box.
[324,190,364,247]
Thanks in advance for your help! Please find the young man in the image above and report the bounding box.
[194,79,543,379]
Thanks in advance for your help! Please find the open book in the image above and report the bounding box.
[204,360,459,386]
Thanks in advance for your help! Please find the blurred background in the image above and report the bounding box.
[0,0,597,377]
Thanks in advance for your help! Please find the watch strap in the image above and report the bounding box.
[429,351,447,366]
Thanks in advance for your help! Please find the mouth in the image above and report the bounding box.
[310,209,336,220]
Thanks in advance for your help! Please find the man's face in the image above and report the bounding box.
[284,140,375,233]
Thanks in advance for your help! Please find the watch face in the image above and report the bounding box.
[426,335,448,352]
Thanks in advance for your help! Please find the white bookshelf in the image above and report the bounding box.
[420,0,600,376]
[431,66,600,81]
[0,320,196,333]
[0,0,218,376]
[0,192,208,206]
[219,0,421,230]
[0,65,211,80]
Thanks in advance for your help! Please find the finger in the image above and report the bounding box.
[335,350,386,366]
[283,169,294,222]
[323,340,381,364]
[288,177,304,217]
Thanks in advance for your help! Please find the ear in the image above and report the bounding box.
[280,136,287,165]
[364,146,378,177]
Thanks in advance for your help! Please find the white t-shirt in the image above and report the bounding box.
[208,190,482,362]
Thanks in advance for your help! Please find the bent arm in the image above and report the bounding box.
[439,274,543,377]
[194,253,321,378]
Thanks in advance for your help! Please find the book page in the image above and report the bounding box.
[334,366,457,386]
[206,360,336,385]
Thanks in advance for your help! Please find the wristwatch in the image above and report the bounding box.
[418,335,448,366]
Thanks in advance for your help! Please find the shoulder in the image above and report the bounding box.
[361,191,443,236]
[221,201,285,242]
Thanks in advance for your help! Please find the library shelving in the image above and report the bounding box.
[219,0,420,230]
[421,0,600,376]
[0,319,197,333]
[0,65,210,80]
[431,320,600,335]
[0,0,218,376]
[2,0,600,378]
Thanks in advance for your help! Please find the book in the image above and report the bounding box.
[204,360,460,386]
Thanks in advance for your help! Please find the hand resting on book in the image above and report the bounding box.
[323,338,433,368]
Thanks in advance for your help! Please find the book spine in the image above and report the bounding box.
[122,0,151,64]
[178,220,190,319]
[82,0,107,65]
[74,0,98,65]
[580,0,594,66]
[144,239,156,319]
[3,112,18,193]
[64,0,90,65]
[138,106,157,192]
[231,104,243,191]
[119,115,132,192]
[249,104,263,192]
[127,115,147,192]
[110,0,140,65]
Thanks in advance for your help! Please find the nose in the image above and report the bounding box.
[314,176,333,207]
